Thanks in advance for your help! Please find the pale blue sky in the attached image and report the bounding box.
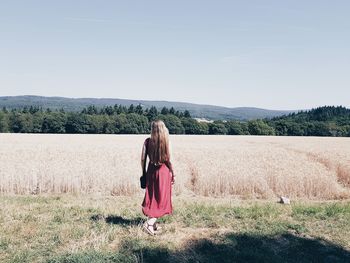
[1,1,349,110]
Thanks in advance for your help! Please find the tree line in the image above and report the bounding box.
[0,105,349,136]
[267,106,350,137]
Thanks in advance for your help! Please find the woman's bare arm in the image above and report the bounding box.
[141,141,147,170]
[167,141,175,183]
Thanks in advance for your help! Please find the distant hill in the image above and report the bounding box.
[0,95,296,120]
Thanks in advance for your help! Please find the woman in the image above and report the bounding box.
[141,120,175,235]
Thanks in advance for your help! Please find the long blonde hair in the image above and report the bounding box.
[148,120,170,164]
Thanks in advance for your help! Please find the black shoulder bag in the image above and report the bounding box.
[140,139,149,189]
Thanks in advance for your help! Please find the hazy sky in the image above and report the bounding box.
[1,1,349,110]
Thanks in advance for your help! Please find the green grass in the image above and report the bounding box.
[292,202,350,218]
[0,196,349,262]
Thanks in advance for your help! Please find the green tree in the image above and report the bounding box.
[287,122,305,136]
[32,112,44,133]
[115,114,128,134]
[225,121,246,135]
[122,113,149,134]
[114,105,127,114]
[271,120,288,136]
[22,106,29,113]
[346,126,350,137]
[248,120,275,135]
[101,115,117,134]
[103,106,114,115]
[0,111,9,132]
[147,106,158,121]
[65,113,89,133]
[157,114,184,134]
[29,106,40,114]
[85,105,98,115]
[85,115,105,134]
[209,121,228,135]
[183,110,191,118]
[9,112,33,133]
[306,122,331,136]
[135,104,143,115]
[181,118,209,134]
[42,112,66,133]
[175,111,183,118]
[128,104,135,114]
[161,107,169,115]
[328,122,347,137]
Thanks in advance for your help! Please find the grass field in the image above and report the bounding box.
[1,134,350,262]
[0,134,349,199]
[0,195,350,263]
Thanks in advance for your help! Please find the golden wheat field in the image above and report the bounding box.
[0,134,349,200]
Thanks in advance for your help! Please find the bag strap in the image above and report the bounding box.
[142,138,149,175]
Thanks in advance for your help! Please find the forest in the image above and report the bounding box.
[0,105,349,136]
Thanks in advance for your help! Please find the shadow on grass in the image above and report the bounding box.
[90,214,144,226]
[158,232,350,263]
[47,232,350,263]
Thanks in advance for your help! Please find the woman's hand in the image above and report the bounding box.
[171,175,175,185]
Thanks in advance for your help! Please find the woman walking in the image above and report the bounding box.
[141,120,175,235]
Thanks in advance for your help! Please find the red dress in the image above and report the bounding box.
[142,139,173,218]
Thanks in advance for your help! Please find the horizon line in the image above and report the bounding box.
[2,94,348,112]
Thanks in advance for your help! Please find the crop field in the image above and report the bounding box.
[0,134,350,199]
